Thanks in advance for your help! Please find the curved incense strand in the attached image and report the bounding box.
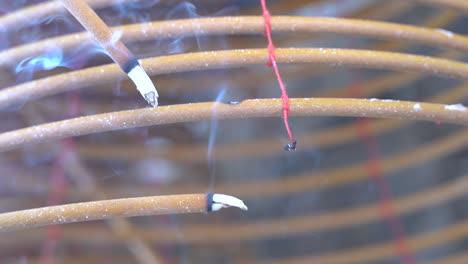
[0,98,467,152]
[4,16,468,68]
[0,193,247,232]
[2,48,468,109]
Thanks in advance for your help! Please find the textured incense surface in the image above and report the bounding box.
[1,1,468,263]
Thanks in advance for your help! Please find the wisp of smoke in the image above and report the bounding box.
[207,87,227,191]
[15,44,107,83]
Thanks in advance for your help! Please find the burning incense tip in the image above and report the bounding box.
[59,0,160,107]
[208,193,248,211]
[128,65,159,107]
[144,92,157,107]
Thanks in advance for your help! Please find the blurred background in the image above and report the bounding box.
[0,0,467,263]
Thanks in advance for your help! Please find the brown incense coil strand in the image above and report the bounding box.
[73,79,468,163]
[59,0,136,70]
[0,0,464,34]
[12,170,468,246]
[0,98,467,153]
[3,16,468,68]
[0,194,209,232]
[2,48,468,109]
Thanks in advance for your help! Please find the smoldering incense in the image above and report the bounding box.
[0,193,247,232]
[59,0,159,106]
[260,0,297,151]
[208,193,248,211]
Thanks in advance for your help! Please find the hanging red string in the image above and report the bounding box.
[260,0,296,151]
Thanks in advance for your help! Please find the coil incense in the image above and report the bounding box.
[59,0,159,106]
[0,193,247,232]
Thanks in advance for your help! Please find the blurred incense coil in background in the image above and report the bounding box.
[1,0,468,263]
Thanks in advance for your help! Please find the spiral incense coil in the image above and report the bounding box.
[0,1,467,264]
